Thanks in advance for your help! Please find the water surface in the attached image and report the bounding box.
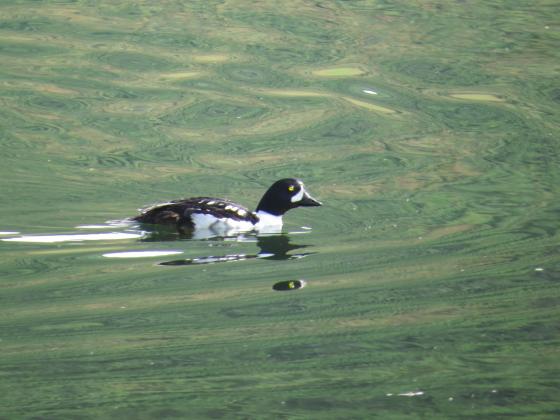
[1,1,559,418]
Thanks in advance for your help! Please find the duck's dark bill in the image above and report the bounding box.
[272,279,307,291]
[300,193,322,207]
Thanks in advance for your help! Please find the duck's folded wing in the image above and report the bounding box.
[184,198,258,223]
[133,197,258,225]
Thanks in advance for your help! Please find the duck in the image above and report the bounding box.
[132,178,321,238]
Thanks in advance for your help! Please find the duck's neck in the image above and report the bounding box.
[255,210,283,228]
[255,189,291,216]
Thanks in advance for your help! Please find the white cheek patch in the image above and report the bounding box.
[290,188,305,203]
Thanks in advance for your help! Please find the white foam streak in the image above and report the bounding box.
[76,225,116,229]
[2,232,143,243]
[103,250,183,258]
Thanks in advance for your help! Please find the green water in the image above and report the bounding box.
[1,1,559,418]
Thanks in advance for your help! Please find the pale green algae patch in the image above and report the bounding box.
[341,97,398,114]
[449,92,505,102]
[259,88,328,97]
[312,67,367,77]
[158,71,202,80]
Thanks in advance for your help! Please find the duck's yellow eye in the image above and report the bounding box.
[288,185,295,192]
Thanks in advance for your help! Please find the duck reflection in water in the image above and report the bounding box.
[157,233,313,266]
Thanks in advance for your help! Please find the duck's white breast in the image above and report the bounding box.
[254,211,283,229]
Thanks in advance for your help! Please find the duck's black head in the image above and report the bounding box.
[256,178,322,216]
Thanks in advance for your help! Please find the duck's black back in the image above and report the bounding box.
[132,197,258,227]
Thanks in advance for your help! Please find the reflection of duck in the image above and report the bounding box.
[159,234,313,266]
[256,234,311,260]
[132,178,321,239]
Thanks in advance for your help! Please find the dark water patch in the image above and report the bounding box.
[21,122,65,135]
[109,407,193,420]
[0,40,64,57]
[440,104,523,132]
[386,59,494,86]
[92,51,178,72]
[218,64,297,87]
[321,115,377,140]
[246,44,338,65]
[134,141,196,165]
[227,9,341,44]
[227,9,337,41]
[504,133,560,189]
[82,114,163,139]
[95,89,145,102]
[239,165,328,190]
[28,274,166,302]
[531,296,560,309]
[516,211,560,239]
[44,65,124,83]
[221,302,307,319]
[283,396,357,411]
[160,99,269,129]
[220,65,268,83]
[32,321,105,332]
[0,132,43,157]
[67,150,156,169]
[148,408,187,418]
[548,87,560,104]
[95,153,146,168]
[19,93,90,115]
[1,257,53,279]
[265,341,362,362]
[133,31,210,50]
[423,101,528,133]
[0,17,54,32]
[89,29,139,39]
[26,96,71,110]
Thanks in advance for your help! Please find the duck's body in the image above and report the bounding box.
[132,178,321,237]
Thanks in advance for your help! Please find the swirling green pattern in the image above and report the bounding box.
[1,1,559,418]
